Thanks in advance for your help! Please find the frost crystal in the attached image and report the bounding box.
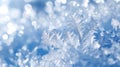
[0,0,120,67]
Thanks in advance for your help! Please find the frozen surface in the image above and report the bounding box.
[0,0,120,67]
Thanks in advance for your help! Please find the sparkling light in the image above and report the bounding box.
[2,34,8,40]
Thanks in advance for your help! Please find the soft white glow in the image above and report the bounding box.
[7,22,18,34]
[94,42,100,49]
[61,0,67,4]
[103,49,111,55]
[82,0,89,7]
[2,34,8,40]
[22,46,27,51]
[114,0,120,3]
[18,30,24,36]
[0,5,8,15]
[23,4,36,18]
[56,0,67,4]
[24,4,33,15]
[94,0,104,3]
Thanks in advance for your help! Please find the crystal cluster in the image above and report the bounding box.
[0,0,120,67]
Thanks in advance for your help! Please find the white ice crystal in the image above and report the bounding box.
[0,0,120,67]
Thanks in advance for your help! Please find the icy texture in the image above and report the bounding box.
[0,0,120,67]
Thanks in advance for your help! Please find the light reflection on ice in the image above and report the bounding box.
[0,0,120,67]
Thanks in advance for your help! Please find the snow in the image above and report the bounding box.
[0,0,120,67]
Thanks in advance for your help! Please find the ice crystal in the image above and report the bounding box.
[0,0,120,67]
